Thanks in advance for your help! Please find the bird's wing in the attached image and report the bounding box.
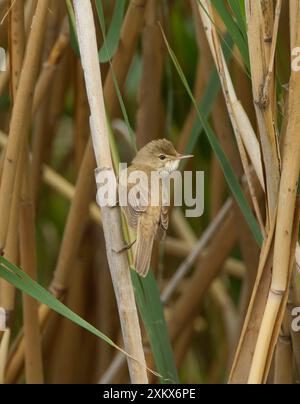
[156,205,169,241]
[134,222,155,277]
[160,205,169,231]
[118,167,150,230]
[135,206,161,277]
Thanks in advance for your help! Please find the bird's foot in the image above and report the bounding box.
[108,199,119,208]
[113,239,136,254]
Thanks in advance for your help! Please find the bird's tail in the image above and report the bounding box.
[134,223,155,278]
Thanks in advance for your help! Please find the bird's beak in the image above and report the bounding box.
[177,154,194,160]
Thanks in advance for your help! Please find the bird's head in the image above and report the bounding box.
[132,139,193,175]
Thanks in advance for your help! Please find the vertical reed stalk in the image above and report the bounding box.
[73,0,148,384]
[136,0,164,148]
[0,1,25,373]
[19,157,44,384]
[4,0,147,382]
[245,0,280,222]
[0,1,49,251]
[247,3,300,383]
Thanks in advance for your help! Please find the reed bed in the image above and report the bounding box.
[0,0,299,384]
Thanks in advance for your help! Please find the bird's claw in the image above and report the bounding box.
[113,239,136,254]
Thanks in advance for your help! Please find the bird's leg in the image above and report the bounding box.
[113,239,136,254]
[108,199,119,208]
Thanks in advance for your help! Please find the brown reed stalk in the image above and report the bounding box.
[0,1,25,369]
[245,0,280,222]
[50,0,147,296]
[174,322,196,369]
[178,0,213,154]
[0,0,25,313]
[210,156,225,218]
[0,65,9,97]
[8,0,24,97]
[0,1,50,253]
[97,234,117,377]
[273,313,293,384]
[45,240,91,383]
[229,218,276,383]
[50,141,95,295]
[247,3,300,382]
[168,205,237,342]
[289,269,300,380]
[196,6,262,352]
[0,149,25,315]
[73,0,147,383]
[228,1,296,384]
[31,50,70,203]
[136,0,164,148]
[5,306,49,384]
[199,0,266,197]
[32,17,70,117]
[19,156,44,384]
[74,59,89,171]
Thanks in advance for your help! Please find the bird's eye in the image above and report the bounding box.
[159,155,166,160]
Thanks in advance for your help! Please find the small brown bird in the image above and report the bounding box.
[119,139,193,277]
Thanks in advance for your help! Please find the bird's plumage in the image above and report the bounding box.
[119,139,192,277]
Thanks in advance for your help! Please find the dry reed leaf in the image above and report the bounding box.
[245,0,281,223]
[198,1,265,193]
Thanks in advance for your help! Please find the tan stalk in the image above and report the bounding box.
[168,205,237,341]
[178,0,213,153]
[5,304,49,384]
[197,5,265,347]
[45,244,91,383]
[245,0,280,222]
[19,156,44,384]
[0,0,25,316]
[229,213,277,383]
[32,17,70,117]
[210,279,239,357]
[0,0,44,99]
[289,269,300,379]
[0,0,25,374]
[261,198,300,383]
[247,4,300,383]
[273,313,293,384]
[162,199,232,303]
[73,0,147,384]
[0,61,9,96]
[74,59,90,171]
[0,329,10,384]
[31,49,70,203]
[49,0,147,296]
[261,0,283,104]
[49,141,96,295]
[8,0,24,97]
[0,0,50,251]
[136,0,164,148]
[171,208,197,247]
[198,1,265,193]
[50,0,147,296]
[0,150,25,315]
